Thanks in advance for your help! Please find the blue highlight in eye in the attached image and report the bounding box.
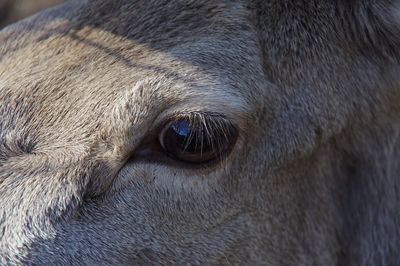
[171,121,191,137]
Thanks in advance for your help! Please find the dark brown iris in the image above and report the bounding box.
[160,116,237,164]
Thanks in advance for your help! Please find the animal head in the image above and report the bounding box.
[0,0,399,264]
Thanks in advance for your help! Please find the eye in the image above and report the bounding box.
[159,114,238,164]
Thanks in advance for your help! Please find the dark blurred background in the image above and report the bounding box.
[0,0,64,28]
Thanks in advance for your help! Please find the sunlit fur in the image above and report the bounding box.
[0,0,399,265]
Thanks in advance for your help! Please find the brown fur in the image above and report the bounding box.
[0,0,399,264]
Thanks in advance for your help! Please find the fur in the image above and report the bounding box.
[0,0,399,264]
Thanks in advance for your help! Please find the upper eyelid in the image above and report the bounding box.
[159,112,235,134]
[151,110,233,133]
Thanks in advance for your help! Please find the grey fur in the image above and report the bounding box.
[0,0,399,265]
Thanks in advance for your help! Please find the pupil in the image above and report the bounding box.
[170,120,214,154]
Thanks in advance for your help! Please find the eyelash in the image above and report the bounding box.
[165,112,235,144]
[158,112,238,164]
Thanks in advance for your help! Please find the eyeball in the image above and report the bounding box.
[159,115,237,164]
